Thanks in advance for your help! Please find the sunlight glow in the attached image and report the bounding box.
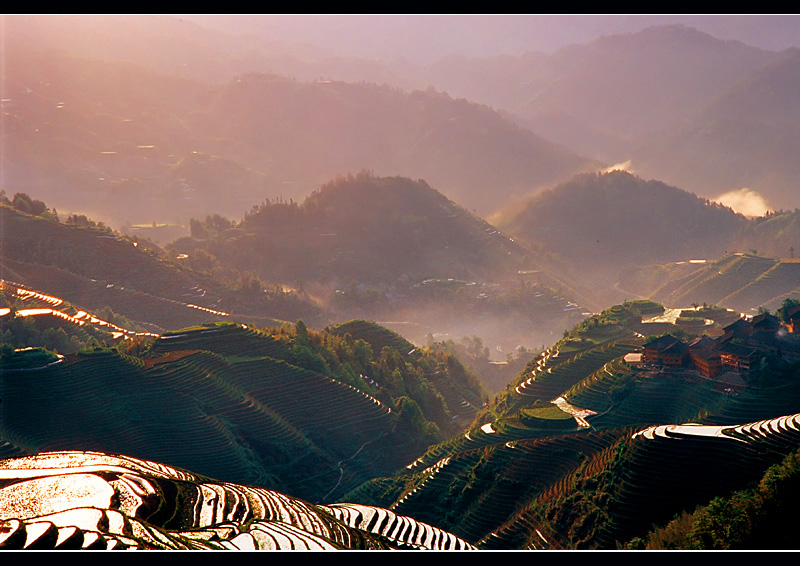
[600,160,634,174]
[714,187,772,217]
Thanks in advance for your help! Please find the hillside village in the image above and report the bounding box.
[637,303,800,388]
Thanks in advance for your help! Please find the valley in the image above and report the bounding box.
[3,14,800,552]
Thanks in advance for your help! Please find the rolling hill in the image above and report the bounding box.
[7,298,800,550]
[0,22,598,228]
[343,299,800,549]
[509,25,773,161]
[204,74,598,217]
[622,253,800,316]
[6,15,800,222]
[0,184,587,391]
[6,16,800,551]
[492,170,748,293]
[491,170,800,312]
[168,172,593,355]
[0,314,486,504]
[630,47,800,211]
[0,200,324,332]
[393,25,777,175]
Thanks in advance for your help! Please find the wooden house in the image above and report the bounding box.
[660,340,689,367]
[720,318,752,342]
[690,348,723,378]
[750,312,780,334]
[642,334,682,364]
[688,336,722,377]
[719,342,761,371]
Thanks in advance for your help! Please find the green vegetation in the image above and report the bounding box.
[341,297,800,550]
[0,316,487,503]
[260,319,486,439]
[0,346,59,369]
[493,171,747,288]
[563,301,650,345]
[777,297,800,323]
[0,200,326,332]
[2,191,57,221]
[5,271,800,550]
[428,335,533,395]
[627,447,800,549]
[519,404,575,425]
[0,305,104,355]
[6,18,800,551]
[166,173,589,374]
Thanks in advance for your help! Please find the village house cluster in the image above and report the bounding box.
[640,305,800,380]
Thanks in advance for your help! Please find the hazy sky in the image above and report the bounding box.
[180,14,800,63]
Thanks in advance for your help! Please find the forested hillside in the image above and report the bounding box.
[493,171,748,289]
[0,317,486,503]
[0,197,323,331]
[632,47,800,211]
[0,30,597,228]
[168,172,591,355]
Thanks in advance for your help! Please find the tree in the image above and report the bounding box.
[777,298,800,323]
[392,396,439,448]
[11,193,47,216]
[189,218,209,239]
[294,320,308,341]
[188,248,219,273]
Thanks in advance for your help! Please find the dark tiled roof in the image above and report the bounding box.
[643,334,680,350]
[690,348,720,361]
[751,313,780,328]
[688,335,716,350]
[719,342,759,358]
[661,340,688,355]
[723,318,751,332]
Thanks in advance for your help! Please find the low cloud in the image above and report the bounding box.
[713,188,772,218]
[600,160,634,174]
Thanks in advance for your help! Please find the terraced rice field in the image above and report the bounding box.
[719,260,800,312]
[389,429,626,548]
[649,255,800,314]
[0,334,396,502]
[652,254,776,308]
[0,257,233,332]
[512,341,637,412]
[0,451,474,550]
[0,280,160,340]
[598,412,800,546]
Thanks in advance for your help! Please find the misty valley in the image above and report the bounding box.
[2,14,800,551]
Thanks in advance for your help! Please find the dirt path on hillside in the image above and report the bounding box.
[552,396,596,428]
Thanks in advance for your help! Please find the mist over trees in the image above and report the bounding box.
[4,15,800,552]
